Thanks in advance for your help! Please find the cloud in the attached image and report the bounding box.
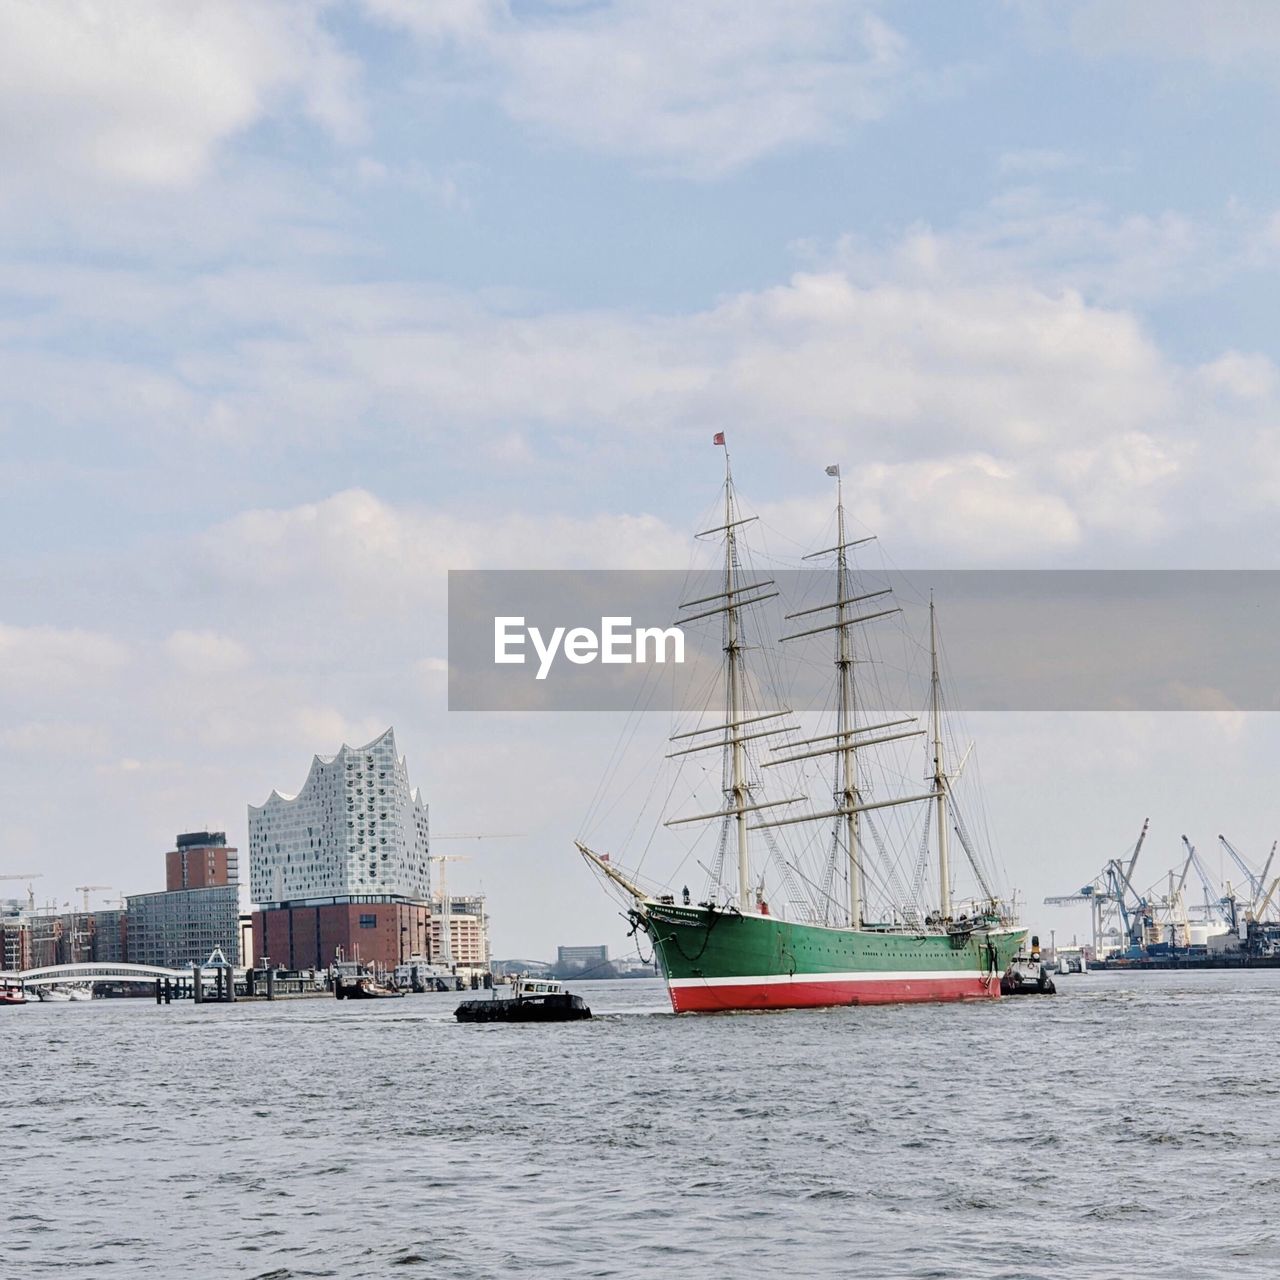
[362,0,911,176]
[1062,0,1280,69]
[0,0,363,191]
[0,623,128,695]
[197,488,689,597]
[3,217,1263,562]
[829,191,1276,307]
[5,188,1280,570]
[165,630,253,674]
[1197,352,1278,402]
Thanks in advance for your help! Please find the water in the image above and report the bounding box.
[6,970,1276,1279]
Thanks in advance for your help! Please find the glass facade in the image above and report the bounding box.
[126,885,240,968]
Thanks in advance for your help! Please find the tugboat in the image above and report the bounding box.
[455,975,591,1023]
[0,986,26,1007]
[1000,935,1056,995]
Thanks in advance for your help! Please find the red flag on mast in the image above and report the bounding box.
[713,432,725,445]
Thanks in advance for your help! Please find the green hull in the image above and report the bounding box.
[637,903,1027,1013]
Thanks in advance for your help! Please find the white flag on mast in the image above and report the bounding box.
[825,464,840,477]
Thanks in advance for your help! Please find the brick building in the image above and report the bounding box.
[165,830,238,891]
[254,899,431,971]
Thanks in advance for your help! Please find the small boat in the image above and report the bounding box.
[36,987,73,1002]
[1000,935,1056,996]
[334,973,404,1000]
[66,985,93,1001]
[455,975,591,1023]
[0,988,26,1007]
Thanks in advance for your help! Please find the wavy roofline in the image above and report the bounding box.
[248,727,426,812]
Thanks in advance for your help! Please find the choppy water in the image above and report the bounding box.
[6,970,1277,1279]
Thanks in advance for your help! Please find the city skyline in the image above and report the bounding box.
[5,2,1280,956]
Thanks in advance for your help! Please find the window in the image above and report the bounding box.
[359,914,377,928]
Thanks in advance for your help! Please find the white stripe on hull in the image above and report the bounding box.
[667,968,989,989]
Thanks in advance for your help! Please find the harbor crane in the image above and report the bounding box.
[1251,841,1279,921]
[1218,836,1265,903]
[1182,836,1243,929]
[1044,819,1149,956]
[0,873,43,913]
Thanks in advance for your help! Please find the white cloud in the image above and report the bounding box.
[0,229,1253,561]
[1197,352,1278,402]
[0,623,128,695]
[165,630,253,675]
[197,488,689,596]
[363,0,910,176]
[0,0,363,190]
[831,192,1257,307]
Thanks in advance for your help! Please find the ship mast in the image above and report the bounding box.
[723,452,751,909]
[716,450,752,911]
[755,467,934,926]
[662,443,802,912]
[930,598,952,919]
[833,470,861,926]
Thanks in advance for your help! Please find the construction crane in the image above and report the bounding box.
[426,836,518,967]
[0,873,43,913]
[74,885,116,914]
[428,855,471,969]
[432,833,523,841]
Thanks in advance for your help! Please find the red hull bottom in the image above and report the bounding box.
[668,973,1000,1014]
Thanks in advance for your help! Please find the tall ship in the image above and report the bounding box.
[578,445,1026,1014]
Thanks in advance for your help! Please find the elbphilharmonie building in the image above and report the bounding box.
[248,727,433,969]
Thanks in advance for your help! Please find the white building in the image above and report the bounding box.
[431,894,491,971]
[249,727,430,907]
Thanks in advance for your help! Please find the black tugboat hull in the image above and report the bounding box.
[1000,967,1056,995]
[455,993,592,1022]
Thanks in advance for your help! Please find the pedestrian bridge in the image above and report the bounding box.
[1,962,212,988]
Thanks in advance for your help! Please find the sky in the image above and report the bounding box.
[3,0,1280,959]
